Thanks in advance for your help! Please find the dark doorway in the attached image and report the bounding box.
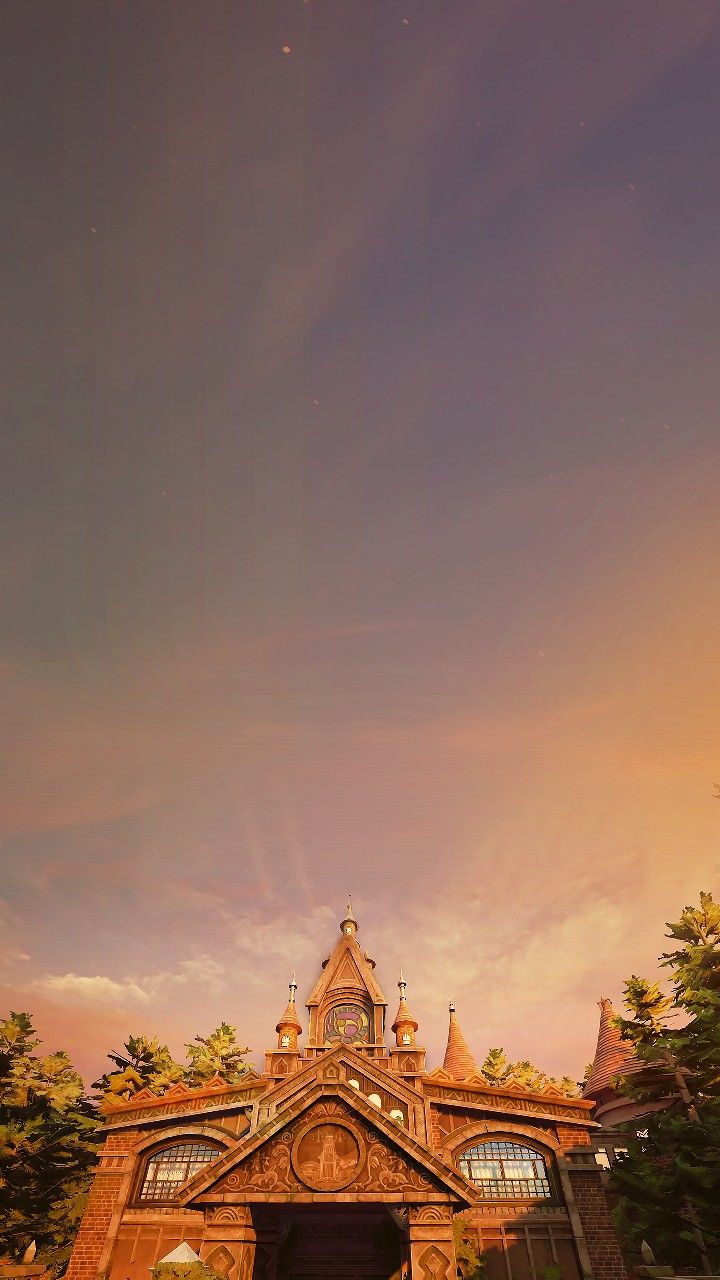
[265,1205,402,1280]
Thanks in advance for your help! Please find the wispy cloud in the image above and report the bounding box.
[34,954,227,1008]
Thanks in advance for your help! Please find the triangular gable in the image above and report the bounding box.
[265,1042,424,1115]
[332,950,367,990]
[306,934,387,1008]
[179,1081,474,1208]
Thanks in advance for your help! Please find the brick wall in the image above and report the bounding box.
[557,1126,591,1150]
[65,1132,138,1280]
[568,1168,628,1280]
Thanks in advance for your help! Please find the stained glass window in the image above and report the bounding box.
[323,1003,370,1044]
[458,1140,552,1199]
[138,1141,221,1201]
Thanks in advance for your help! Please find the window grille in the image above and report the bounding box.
[138,1141,220,1201]
[458,1140,552,1199]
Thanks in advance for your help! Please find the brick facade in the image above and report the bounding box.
[67,907,626,1280]
[568,1169,628,1280]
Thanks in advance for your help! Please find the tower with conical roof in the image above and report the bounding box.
[304,900,388,1058]
[583,996,652,1128]
[389,971,426,1081]
[442,1000,480,1080]
[264,975,303,1079]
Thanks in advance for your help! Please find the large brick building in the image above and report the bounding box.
[67,904,627,1280]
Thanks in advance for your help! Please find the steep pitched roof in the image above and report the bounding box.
[305,933,387,1008]
[276,996,302,1033]
[391,994,418,1035]
[391,972,418,1035]
[442,1003,479,1080]
[583,997,642,1099]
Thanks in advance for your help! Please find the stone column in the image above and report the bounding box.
[407,1205,458,1280]
[200,1207,257,1280]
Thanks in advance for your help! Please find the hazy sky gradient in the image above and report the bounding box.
[2,0,720,1084]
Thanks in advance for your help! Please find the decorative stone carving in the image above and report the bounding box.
[204,1245,234,1276]
[353,1132,433,1193]
[423,1085,588,1121]
[410,1205,453,1224]
[418,1244,452,1280]
[291,1120,365,1191]
[209,1207,246,1224]
[103,1092,256,1127]
[217,1131,299,1194]
[199,1241,255,1280]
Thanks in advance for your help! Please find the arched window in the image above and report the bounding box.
[458,1140,552,1199]
[138,1141,222,1201]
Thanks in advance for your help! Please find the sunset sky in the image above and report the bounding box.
[2,0,720,1087]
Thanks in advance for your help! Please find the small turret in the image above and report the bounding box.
[276,974,303,1050]
[340,897,358,937]
[391,971,419,1047]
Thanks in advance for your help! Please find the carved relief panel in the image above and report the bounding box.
[197,1100,445,1200]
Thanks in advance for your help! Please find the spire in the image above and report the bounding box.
[442,1000,479,1080]
[391,970,419,1046]
[276,974,302,1049]
[340,896,358,936]
[582,996,642,1100]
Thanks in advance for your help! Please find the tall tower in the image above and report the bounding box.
[304,900,389,1058]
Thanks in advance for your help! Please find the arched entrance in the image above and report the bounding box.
[259,1205,403,1280]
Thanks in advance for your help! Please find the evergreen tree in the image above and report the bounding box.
[610,893,720,1275]
[184,1023,250,1086]
[0,1012,99,1269]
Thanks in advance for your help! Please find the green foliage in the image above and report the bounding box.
[481,1047,511,1085]
[540,1266,563,1280]
[480,1047,579,1097]
[0,1011,99,1270]
[453,1218,488,1280]
[184,1022,250,1087]
[94,1023,251,1103]
[150,1263,222,1280]
[93,1033,185,1101]
[94,1023,251,1104]
[609,892,720,1273]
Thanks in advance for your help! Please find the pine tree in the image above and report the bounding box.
[184,1023,250,1086]
[610,893,720,1274]
[0,1012,99,1269]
